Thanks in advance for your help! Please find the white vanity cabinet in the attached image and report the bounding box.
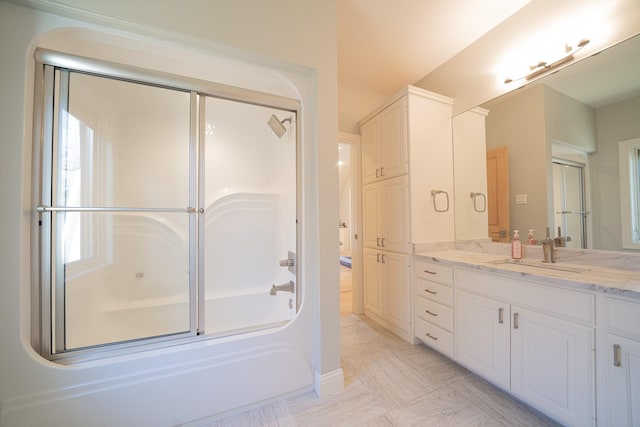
[455,267,595,427]
[361,97,408,185]
[363,248,411,340]
[363,175,410,254]
[597,296,640,427]
[414,258,454,357]
[360,86,454,343]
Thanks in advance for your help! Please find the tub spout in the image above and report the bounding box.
[270,280,294,295]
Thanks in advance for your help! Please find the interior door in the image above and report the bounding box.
[486,147,510,242]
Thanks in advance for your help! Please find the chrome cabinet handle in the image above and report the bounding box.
[613,344,622,367]
[376,253,381,263]
[380,166,384,177]
[513,312,519,329]
[425,309,438,317]
[423,269,437,275]
[376,168,380,178]
[498,308,504,324]
[425,333,438,341]
[376,237,381,247]
[381,254,386,264]
[424,288,437,295]
[380,237,385,247]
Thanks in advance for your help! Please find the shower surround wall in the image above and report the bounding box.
[0,2,340,426]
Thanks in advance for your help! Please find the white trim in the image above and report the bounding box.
[314,368,344,397]
[619,138,640,250]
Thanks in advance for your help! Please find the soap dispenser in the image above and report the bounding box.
[526,229,537,245]
[511,230,522,259]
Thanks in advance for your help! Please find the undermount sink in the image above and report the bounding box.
[491,258,590,273]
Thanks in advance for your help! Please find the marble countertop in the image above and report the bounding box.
[415,250,640,299]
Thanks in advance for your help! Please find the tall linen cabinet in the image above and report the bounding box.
[360,86,454,342]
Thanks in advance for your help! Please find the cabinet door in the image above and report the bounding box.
[511,307,594,427]
[455,290,510,389]
[382,251,410,334]
[363,183,381,249]
[361,118,380,184]
[380,98,408,179]
[381,175,410,253]
[602,333,640,427]
[363,248,382,317]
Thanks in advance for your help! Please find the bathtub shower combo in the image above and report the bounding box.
[33,50,300,360]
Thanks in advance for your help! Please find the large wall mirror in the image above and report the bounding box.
[471,33,640,252]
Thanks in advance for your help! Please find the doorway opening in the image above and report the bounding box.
[338,133,363,316]
[552,158,588,248]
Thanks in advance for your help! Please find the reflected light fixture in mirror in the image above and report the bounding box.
[504,38,590,84]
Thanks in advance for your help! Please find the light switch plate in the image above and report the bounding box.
[515,194,528,205]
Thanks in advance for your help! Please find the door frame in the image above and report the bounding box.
[338,132,363,315]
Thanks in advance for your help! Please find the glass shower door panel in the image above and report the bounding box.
[52,71,194,352]
[60,212,191,350]
[202,97,297,335]
[553,162,585,248]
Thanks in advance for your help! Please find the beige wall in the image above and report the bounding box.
[485,85,548,239]
[544,86,597,152]
[592,96,640,251]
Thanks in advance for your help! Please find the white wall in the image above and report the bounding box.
[0,1,340,425]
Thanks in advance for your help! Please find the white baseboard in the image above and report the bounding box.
[314,368,344,397]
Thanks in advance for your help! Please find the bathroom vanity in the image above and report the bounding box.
[413,247,640,427]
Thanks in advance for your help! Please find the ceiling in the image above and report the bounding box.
[337,0,532,99]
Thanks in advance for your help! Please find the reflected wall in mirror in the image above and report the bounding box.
[478,34,640,252]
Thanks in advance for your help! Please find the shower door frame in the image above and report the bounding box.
[33,48,302,363]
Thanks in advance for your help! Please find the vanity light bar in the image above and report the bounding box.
[504,38,590,84]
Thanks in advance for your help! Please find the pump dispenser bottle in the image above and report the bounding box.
[526,229,537,245]
[511,230,522,259]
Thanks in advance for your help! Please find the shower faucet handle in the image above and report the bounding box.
[279,251,297,275]
[279,259,294,267]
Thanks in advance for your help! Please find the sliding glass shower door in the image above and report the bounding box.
[35,50,300,361]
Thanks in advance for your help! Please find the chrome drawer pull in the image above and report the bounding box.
[424,288,437,295]
[513,312,519,329]
[425,333,438,341]
[423,269,437,275]
[498,308,504,324]
[425,309,438,317]
[613,344,622,367]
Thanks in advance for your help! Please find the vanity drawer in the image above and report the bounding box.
[415,317,454,358]
[416,296,453,331]
[415,277,453,306]
[414,259,453,285]
[603,298,640,339]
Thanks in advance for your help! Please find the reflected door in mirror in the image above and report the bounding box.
[487,147,510,242]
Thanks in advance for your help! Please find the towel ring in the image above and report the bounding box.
[431,190,450,213]
[470,192,487,213]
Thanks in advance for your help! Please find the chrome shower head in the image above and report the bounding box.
[267,114,292,138]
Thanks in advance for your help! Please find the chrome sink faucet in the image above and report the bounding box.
[541,227,556,263]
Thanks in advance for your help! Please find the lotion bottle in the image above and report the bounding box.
[511,230,522,259]
[526,229,537,245]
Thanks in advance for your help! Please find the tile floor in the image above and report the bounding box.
[208,304,562,426]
